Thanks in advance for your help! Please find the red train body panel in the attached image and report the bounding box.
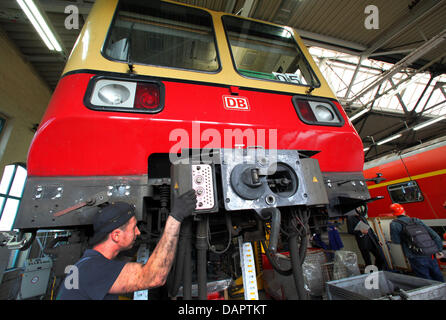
[29,72,363,177]
[364,138,446,226]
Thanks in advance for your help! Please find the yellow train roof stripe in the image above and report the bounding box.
[367,168,446,190]
[62,0,336,99]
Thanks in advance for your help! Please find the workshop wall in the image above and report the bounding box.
[0,28,51,173]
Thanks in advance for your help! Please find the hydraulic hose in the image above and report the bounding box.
[289,233,308,300]
[260,207,281,253]
[298,210,309,265]
[182,217,193,300]
[167,222,187,297]
[260,240,292,276]
[196,218,208,300]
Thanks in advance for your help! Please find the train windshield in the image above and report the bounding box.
[222,16,320,87]
[103,0,219,72]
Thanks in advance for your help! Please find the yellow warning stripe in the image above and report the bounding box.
[367,168,446,190]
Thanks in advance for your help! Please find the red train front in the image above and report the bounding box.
[11,0,372,300]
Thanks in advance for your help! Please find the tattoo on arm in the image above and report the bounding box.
[110,216,181,293]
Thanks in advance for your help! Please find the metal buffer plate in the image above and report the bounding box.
[220,149,317,212]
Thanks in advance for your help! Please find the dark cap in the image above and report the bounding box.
[90,202,135,245]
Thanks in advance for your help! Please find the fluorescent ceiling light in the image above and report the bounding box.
[413,116,445,131]
[17,0,62,52]
[376,133,402,145]
[17,0,54,50]
[363,147,370,152]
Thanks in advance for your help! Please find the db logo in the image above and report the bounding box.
[222,95,250,111]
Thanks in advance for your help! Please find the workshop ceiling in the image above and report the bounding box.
[0,0,92,90]
[0,0,445,162]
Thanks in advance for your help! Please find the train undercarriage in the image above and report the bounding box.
[2,148,371,299]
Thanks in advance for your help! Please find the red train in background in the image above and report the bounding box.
[364,136,446,229]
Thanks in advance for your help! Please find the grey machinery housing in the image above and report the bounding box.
[171,148,330,215]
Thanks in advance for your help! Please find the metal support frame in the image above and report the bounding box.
[239,0,256,17]
[420,80,446,113]
[351,82,384,125]
[325,62,352,96]
[31,0,92,14]
[440,83,446,98]
[348,50,446,119]
[412,74,435,112]
[347,28,446,106]
[388,54,445,97]
[356,83,384,136]
[344,56,364,99]
[362,0,446,57]
[224,0,237,13]
[311,1,446,125]
[388,78,409,115]
[338,0,445,104]
[422,99,446,114]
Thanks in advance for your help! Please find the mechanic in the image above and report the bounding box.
[57,189,197,299]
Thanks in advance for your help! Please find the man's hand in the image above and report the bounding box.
[169,189,197,223]
[436,252,444,259]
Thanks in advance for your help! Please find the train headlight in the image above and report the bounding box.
[98,84,131,105]
[86,77,164,113]
[90,79,136,108]
[314,104,335,122]
[292,97,343,126]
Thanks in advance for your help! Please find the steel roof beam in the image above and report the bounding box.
[388,78,409,115]
[362,0,446,57]
[239,0,256,17]
[34,0,92,15]
[420,81,446,113]
[328,3,445,100]
[298,29,367,53]
[224,0,237,14]
[344,56,364,99]
[0,0,92,14]
[347,1,445,104]
[348,52,446,123]
[422,99,446,113]
[24,55,65,62]
[347,28,446,105]
[438,82,446,98]
[412,74,434,112]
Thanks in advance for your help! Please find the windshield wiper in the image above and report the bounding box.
[127,56,134,73]
[306,85,315,95]
[127,23,135,74]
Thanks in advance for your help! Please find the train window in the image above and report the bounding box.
[103,0,220,72]
[222,15,320,87]
[387,181,424,204]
